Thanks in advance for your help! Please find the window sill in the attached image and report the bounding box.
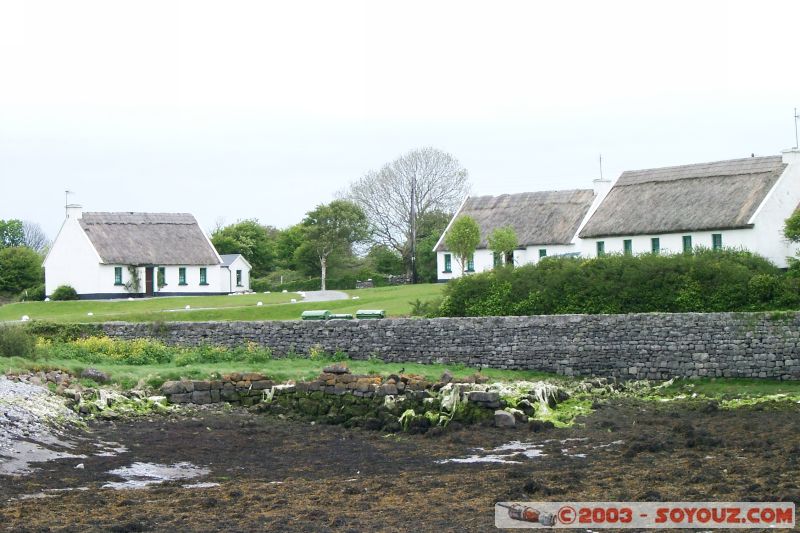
[236,284,243,287]
[178,282,188,286]
[199,283,209,286]
[114,283,124,286]
[442,270,452,274]
[465,270,475,273]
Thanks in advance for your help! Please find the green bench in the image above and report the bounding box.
[355,309,385,319]
[301,310,331,320]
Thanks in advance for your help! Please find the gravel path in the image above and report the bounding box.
[0,376,81,476]
[299,290,350,303]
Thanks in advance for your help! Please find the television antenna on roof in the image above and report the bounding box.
[65,190,74,216]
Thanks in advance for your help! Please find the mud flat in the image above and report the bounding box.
[1,394,798,532]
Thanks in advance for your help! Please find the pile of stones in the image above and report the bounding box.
[161,372,276,406]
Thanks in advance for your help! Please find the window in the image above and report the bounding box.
[682,235,692,254]
[539,249,547,258]
[493,252,502,267]
[712,233,722,251]
[623,239,632,256]
[199,267,208,285]
[158,267,166,287]
[466,255,475,272]
[178,267,187,285]
[651,237,660,254]
[443,254,452,273]
[236,269,243,286]
[114,267,123,286]
[596,241,605,256]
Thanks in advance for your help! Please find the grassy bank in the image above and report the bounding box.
[0,355,561,391]
[0,284,444,323]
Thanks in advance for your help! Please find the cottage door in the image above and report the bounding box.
[145,267,154,296]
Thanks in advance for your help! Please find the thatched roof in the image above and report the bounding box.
[79,212,221,265]
[437,189,596,251]
[579,156,786,238]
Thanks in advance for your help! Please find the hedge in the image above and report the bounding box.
[439,249,800,317]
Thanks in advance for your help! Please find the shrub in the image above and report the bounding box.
[20,284,45,301]
[0,325,35,358]
[51,285,79,301]
[439,250,797,317]
[43,336,173,365]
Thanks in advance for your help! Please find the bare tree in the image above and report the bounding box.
[22,221,50,254]
[345,147,470,278]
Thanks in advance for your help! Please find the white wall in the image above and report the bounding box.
[227,256,251,292]
[43,216,105,296]
[157,265,223,294]
[437,243,581,280]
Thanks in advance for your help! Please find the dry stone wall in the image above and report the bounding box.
[99,312,800,380]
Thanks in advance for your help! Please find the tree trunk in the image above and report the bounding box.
[320,255,327,291]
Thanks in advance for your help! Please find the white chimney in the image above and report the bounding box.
[781,148,800,164]
[66,204,83,219]
[592,177,612,197]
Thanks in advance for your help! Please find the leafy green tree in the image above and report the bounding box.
[367,245,405,275]
[0,220,24,249]
[785,211,800,243]
[0,246,43,294]
[301,200,369,290]
[274,224,307,271]
[445,215,480,275]
[211,219,277,277]
[488,226,518,267]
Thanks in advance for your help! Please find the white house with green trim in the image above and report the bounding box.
[43,205,251,299]
[435,149,800,281]
[577,150,800,266]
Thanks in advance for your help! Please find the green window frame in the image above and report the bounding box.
[682,235,692,254]
[596,241,605,257]
[236,269,243,286]
[114,266,123,286]
[466,255,475,272]
[712,233,722,251]
[651,237,660,254]
[538,249,547,258]
[493,252,502,267]
[443,254,452,273]
[157,267,166,287]
[623,239,632,256]
[178,267,187,285]
[199,267,208,285]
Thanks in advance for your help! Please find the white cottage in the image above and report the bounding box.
[434,189,599,280]
[43,205,250,299]
[578,150,800,267]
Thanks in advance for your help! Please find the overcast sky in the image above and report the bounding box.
[1,0,799,239]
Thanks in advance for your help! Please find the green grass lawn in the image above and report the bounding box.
[0,355,558,391]
[0,284,444,323]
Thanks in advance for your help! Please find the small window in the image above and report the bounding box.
[114,267,123,286]
[236,269,243,286]
[443,254,452,273]
[466,255,475,272]
[596,241,605,257]
[199,267,208,285]
[682,235,692,254]
[493,252,502,267]
[623,239,632,256]
[651,237,660,254]
[158,267,166,287]
[178,267,187,285]
[712,233,722,251]
[538,249,547,258]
